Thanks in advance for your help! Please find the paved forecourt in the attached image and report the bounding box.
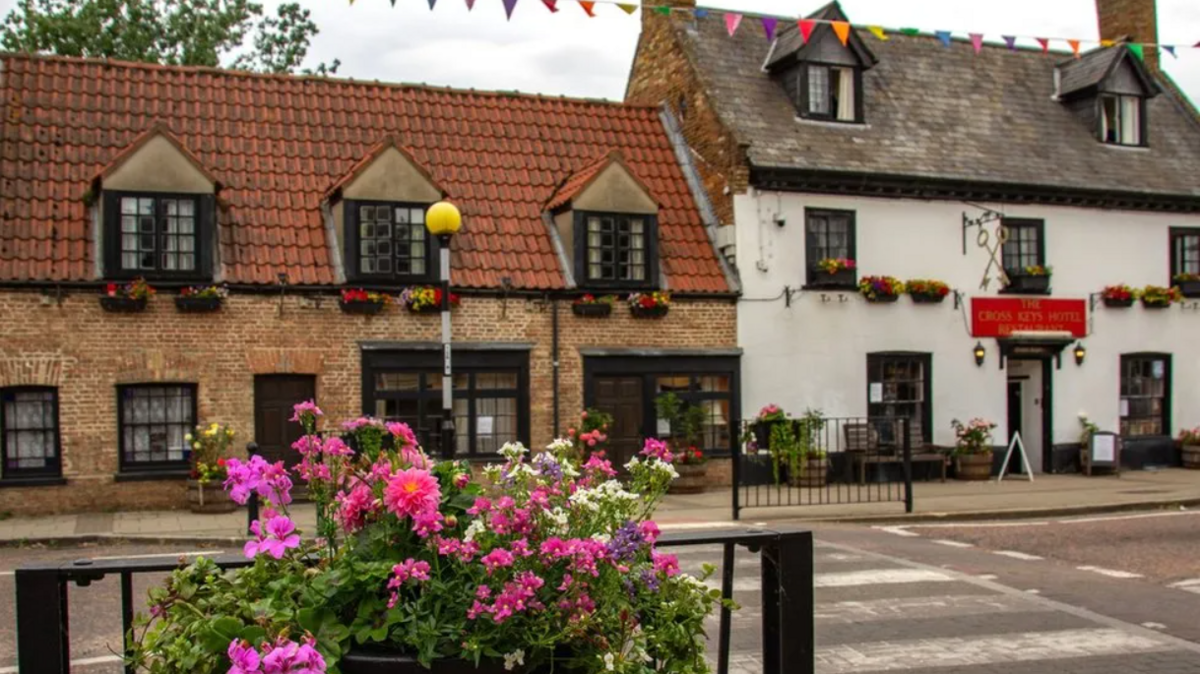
[676,538,1200,674]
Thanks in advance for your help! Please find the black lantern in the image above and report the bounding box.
[973,341,986,367]
[1074,342,1086,366]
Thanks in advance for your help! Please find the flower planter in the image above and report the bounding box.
[175,296,222,313]
[341,650,537,674]
[340,299,387,315]
[630,305,669,319]
[1142,299,1172,309]
[1183,445,1200,470]
[864,294,899,304]
[1177,280,1200,298]
[788,456,829,488]
[186,479,238,514]
[669,463,708,494]
[811,268,855,288]
[955,452,993,481]
[99,296,148,313]
[752,420,783,452]
[572,303,612,318]
[405,303,443,315]
[910,292,947,304]
[1103,297,1134,308]
[1004,275,1051,294]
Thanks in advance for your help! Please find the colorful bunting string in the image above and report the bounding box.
[761,16,777,41]
[724,12,741,37]
[867,26,888,42]
[798,19,815,45]
[1035,37,1050,53]
[935,31,952,48]
[969,33,983,54]
[832,21,851,47]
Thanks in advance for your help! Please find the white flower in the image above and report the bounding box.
[546,438,573,455]
[559,458,580,479]
[1078,410,1089,419]
[545,507,570,533]
[482,464,504,482]
[624,457,641,471]
[463,519,486,543]
[649,458,679,480]
[498,442,529,461]
[594,533,611,544]
[505,463,538,480]
[603,653,615,671]
[503,650,525,671]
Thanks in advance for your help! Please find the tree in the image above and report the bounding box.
[1,0,339,75]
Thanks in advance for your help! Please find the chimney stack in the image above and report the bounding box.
[1095,0,1159,71]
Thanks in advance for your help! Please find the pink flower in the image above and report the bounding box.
[641,438,674,463]
[399,445,430,470]
[653,551,680,577]
[453,472,471,489]
[411,510,444,539]
[481,548,515,575]
[387,558,432,608]
[244,516,301,560]
[289,400,323,423]
[291,435,322,457]
[260,636,325,674]
[639,521,661,544]
[386,421,419,449]
[321,437,353,457]
[336,482,377,532]
[227,640,260,674]
[383,468,442,519]
[582,454,616,478]
[467,497,492,516]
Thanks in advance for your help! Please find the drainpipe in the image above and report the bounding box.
[552,296,561,436]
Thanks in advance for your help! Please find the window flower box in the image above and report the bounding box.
[100,278,154,313]
[1004,267,1052,294]
[340,289,393,315]
[905,279,950,304]
[811,257,856,288]
[400,286,459,314]
[100,296,147,313]
[571,294,615,318]
[1101,284,1135,308]
[1174,275,1200,298]
[175,284,228,313]
[858,275,904,303]
[1140,285,1181,309]
[628,291,670,318]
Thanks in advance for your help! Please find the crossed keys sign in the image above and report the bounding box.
[977,222,1010,291]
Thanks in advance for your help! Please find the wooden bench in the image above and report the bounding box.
[844,421,949,484]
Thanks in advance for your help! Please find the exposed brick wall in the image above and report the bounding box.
[625,8,749,227]
[1095,0,1158,71]
[0,290,736,515]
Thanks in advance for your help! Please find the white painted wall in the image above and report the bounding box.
[735,189,1200,449]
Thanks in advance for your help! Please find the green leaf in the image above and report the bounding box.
[239,625,267,645]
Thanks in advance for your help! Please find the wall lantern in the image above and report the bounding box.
[973,341,986,367]
[1074,342,1087,366]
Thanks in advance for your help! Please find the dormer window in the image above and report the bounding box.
[582,212,651,283]
[347,202,432,279]
[1056,44,1158,148]
[1099,94,1143,146]
[802,65,859,122]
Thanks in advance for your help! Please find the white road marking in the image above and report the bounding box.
[994,550,1043,560]
[1059,510,1200,525]
[815,594,1053,624]
[90,550,224,561]
[1168,578,1200,588]
[1077,565,1143,579]
[814,568,954,588]
[905,521,1050,529]
[874,526,920,537]
[1143,622,1168,630]
[658,521,738,531]
[0,655,122,673]
[1025,589,1041,594]
[977,574,999,580]
[0,571,13,577]
[932,539,974,548]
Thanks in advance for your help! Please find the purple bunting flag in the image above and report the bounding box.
[503,0,518,20]
[1002,35,1017,50]
[762,17,778,41]
[466,0,476,9]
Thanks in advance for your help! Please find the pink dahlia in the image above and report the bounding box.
[384,468,442,519]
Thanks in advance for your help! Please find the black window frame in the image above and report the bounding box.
[866,353,933,445]
[1000,218,1046,277]
[117,383,198,473]
[344,199,440,284]
[1120,353,1171,438]
[102,191,215,281]
[0,386,62,480]
[1170,227,1200,281]
[573,211,659,290]
[363,349,530,459]
[798,63,864,124]
[1097,93,1148,148]
[804,208,857,287]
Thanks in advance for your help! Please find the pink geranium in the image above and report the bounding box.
[289,400,322,423]
[244,516,301,560]
[383,468,442,519]
[227,640,260,674]
[640,438,674,463]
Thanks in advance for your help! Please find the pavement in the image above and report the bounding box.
[1,468,1198,544]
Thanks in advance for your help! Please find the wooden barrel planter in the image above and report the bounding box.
[1183,445,1200,470]
[669,463,708,494]
[788,456,829,488]
[955,452,993,481]
[186,479,238,513]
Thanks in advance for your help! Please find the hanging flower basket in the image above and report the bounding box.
[906,279,950,304]
[100,296,148,313]
[1004,266,1052,294]
[1140,285,1181,309]
[1174,275,1200,298]
[340,289,393,315]
[401,286,460,314]
[176,285,228,313]
[100,278,155,313]
[811,258,856,288]
[1101,284,1135,308]
[571,294,615,318]
[858,276,904,303]
[628,291,670,318]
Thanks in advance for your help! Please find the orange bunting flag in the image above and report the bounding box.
[617,3,636,14]
[541,0,558,11]
[1035,37,1050,53]
[867,26,888,41]
[969,33,983,54]
[578,0,595,16]
[832,21,851,46]
[798,19,816,44]
[724,12,742,37]
[1068,39,1081,57]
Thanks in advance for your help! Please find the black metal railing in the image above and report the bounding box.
[734,416,928,520]
[14,528,815,674]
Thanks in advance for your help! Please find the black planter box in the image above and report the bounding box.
[99,296,147,313]
[1142,298,1173,309]
[1177,280,1200,298]
[910,292,947,304]
[864,293,899,304]
[1103,297,1134,308]
[405,303,442,315]
[174,296,222,313]
[630,304,669,319]
[810,268,855,288]
[340,300,387,315]
[342,649,557,674]
[572,302,612,318]
[1004,274,1051,294]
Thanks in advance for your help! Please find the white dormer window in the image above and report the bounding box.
[804,65,858,122]
[1099,94,1143,146]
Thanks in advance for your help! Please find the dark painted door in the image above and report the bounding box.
[593,376,643,470]
[254,375,316,469]
[1006,380,1024,474]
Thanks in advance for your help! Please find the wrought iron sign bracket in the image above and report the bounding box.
[953,290,964,310]
[1088,292,1102,312]
[820,292,850,304]
[962,209,1003,256]
[1182,300,1200,312]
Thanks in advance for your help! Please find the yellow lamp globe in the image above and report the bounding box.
[426,201,463,237]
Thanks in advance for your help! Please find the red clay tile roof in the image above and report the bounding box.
[544,150,659,212]
[0,53,729,292]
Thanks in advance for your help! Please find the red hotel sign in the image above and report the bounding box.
[971,297,1087,338]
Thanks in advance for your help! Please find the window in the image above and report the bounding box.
[118,385,196,471]
[1120,355,1170,437]
[104,192,212,279]
[365,351,529,458]
[805,209,856,285]
[801,65,859,122]
[654,374,733,452]
[1171,228,1200,280]
[867,354,932,444]
[0,388,60,479]
[345,201,435,282]
[1001,219,1045,275]
[1099,94,1144,146]
[578,212,653,286]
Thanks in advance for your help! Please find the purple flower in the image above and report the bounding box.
[606,521,645,561]
[228,639,261,674]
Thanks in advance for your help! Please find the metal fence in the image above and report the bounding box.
[734,416,929,520]
[14,528,815,674]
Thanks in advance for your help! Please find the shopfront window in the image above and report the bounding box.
[867,353,932,444]
[1120,354,1170,437]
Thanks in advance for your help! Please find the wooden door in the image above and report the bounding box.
[593,376,644,470]
[254,375,316,469]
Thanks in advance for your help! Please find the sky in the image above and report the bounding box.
[1,0,1197,104]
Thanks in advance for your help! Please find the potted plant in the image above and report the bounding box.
[571,293,616,318]
[858,275,904,303]
[627,291,670,318]
[787,410,828,489]
[1174,273,1200,298]
[340,289,393,315]
[1140,285,1182,309]
[1180,427,1200,469]
[951,418,997,481]
[564,408,611,463]
[100,278,155,312]
[186,423,238,514]
[1004,265,1052,294]
[130,403,724,674]
[812,257,856,288]
[906,279,950,304]
[746,404,788,455]
[176,284,229,312]
[400,285,460,314]
[1101,284,1136,308]
[655,392,709,494]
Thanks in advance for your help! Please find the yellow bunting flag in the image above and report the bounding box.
[832,21,851,46]
[617,3,636,14]
[1100,39,1115,47]
[867,26,888,41]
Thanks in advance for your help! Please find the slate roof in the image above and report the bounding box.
[0,53,728,292]
[673,14,1200,199]
[1057,47,1125,98]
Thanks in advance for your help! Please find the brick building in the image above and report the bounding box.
[0,54,740,514]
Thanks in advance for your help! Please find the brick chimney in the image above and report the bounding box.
[1095,0,1158,71]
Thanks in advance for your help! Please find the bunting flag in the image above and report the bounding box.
[832,21,851,46]
[900,27,920,36]
[1068,39,1081,57]
[426,0,435,8]
[935,31,952,48]
[867,26,888,41]
[694,8,707,17]
[1164,45,1177,58]
[542,0,558,11]
[969,33,983,54]
[653,6,668,15]
[761,17,778,41]
[724,12,741,36]
[465,0,475,9]
[617,3,635,13]
[1129,43,1145,60]
[579,0,595,17]
[1002,35,1017,51]
[1035,37,1050,53]
[503,0,517,19]
[1100,39,1115,47]
[798,19,815,44]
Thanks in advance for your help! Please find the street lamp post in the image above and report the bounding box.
[426,201,463,459]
